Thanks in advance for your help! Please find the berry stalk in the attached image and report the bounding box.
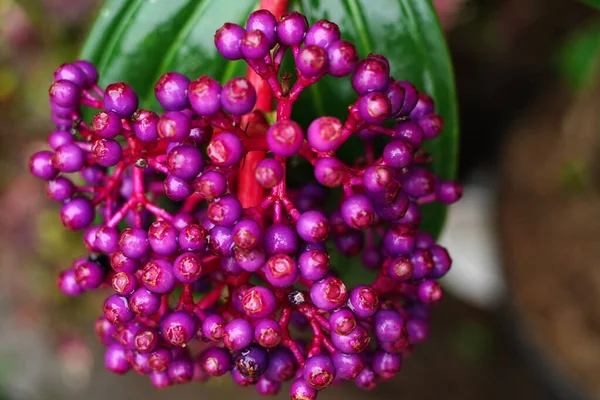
[237,0,289,208]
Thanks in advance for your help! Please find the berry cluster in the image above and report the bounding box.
[29,8,461,399]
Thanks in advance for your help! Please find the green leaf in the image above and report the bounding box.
[556,22,600,91]
[80,0,458,237]
[580,0,600,10]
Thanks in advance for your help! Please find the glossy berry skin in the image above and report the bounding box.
[277,12,309,46]
[255,158,283,188]
[207,132,243,167]
[119,228,149,259]
[221,77,257,115]
[348,286,379,318]
[307,116,343,152]
[241,286,276,318]
[223,318,253,351]
[160,311,197,346]
[303,354,336,390]
[296,45,328,77]
[154,72,190,111]
[167,145,204,181]
[266,120,304,157]
[188,76,221,116]
[104,82,138,117]
[200,347,232,376]
[105,343,130,374]
[310,277,348,311]
[30,11,462,395]
[141,259,177,294]
[214,23,246,60]
[104,294,134,325]
[52,143,85,173]
[290,378,317,400]
[60,198,94,230]
[234,344,270,378]
[254,319,282,348]
[246,10,277,47]
[92,111,122,139]
[30,151,58,180]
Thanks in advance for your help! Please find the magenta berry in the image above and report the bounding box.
[266,120,304,157]
[29,10,461,396]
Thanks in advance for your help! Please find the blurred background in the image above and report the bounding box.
[1,0,600,399]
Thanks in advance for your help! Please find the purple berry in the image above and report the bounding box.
[105,343,130,374]
[241,30,271,60]
[296,210,330,243]
[436,180,463,205]
[241,286,276,318]
[129,288,161,316]
[305,20,340,48]
[57,268,83,296]
[208,226,235,257]
[92,139,122,167]
[383,140,412,169]
[341,194,375,230]
[104,82,138,117]
[303,354,335,390]
[92,110,122,139]
[131,110,159,142]
[74,60,98,87]
[254,319,282,348]
[307,116,343,152]
[164,174,193,201]
[264,224,298,255]
[373,310,405,343]
[168,357,194,384]
[354,366,377,390]
[111,271,137,295]
[158,111,190,142]
[207,132,244,167]
[29,151,58,180]
[256,376,281,395]
[372,350,401,379]
[208,195,242,227]
[234,344,269,378]
[383,225,415,256]
[410,93,435,119]
[160,311,197,346]
[173,252,204,283]
[52,143,85,173]
[330,324,370,353]
[290,378,317,400]
[60,197,94,230]
[332,352,364,380]
[103,294,134,325]
[358,92,391,124]
[310,276,348,311]
[49,80,79,107]
[266,120,304,157]
[348,285,379,318]
[235,247,266,272]
[277,12,308,46]
[255,158,283,188]
[214,23,246,60]
[147,220,179,256]
[154,71,190,111]
[188,76,222,116]
[221,77,256,115]
[352,57,390,95]
[296,45,328,77]
[141,259,177,294]
[329,308,357,336]
[233,219,262,249]
[202,314,225,341]
[418,113,444,139]
[179,223,207,252]
[118,228,149,259]
[167,144,204,180]
[194,170,227,200]
[298,249,330,281]
[246,10,277,47]
[387,256,413,281]
[223,318,253,351]
[314,157,345,187]
[265,254,298,287]
[134,328,159,353]
[200,347,232,376]
[429,245,452,278]
[48,130,73,150]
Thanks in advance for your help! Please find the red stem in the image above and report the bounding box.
[237,0,288,208]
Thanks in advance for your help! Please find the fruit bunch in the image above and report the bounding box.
[28,7,461,399]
